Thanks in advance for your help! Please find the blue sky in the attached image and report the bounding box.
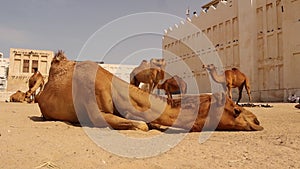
[0,0,210,64]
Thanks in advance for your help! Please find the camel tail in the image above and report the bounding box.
[245,77,251,90]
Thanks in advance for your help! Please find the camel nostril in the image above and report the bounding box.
[254,118,260,125]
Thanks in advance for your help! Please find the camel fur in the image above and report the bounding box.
[157,75,187,106]
[26,68,44,103]
[36,51,263,132]
[203,64,252,104]
[130,59,166,93]
[9,90,30,103]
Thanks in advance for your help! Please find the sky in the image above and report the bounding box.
[0,0,210,65]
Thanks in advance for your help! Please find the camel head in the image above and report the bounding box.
[51,50,67,64]
[202,64,216,71]
[150,58,166,69]
[220,97,263,131]
[25,90,31,98]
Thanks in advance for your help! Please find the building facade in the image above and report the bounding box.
[100,63,136,83]
[162,0,300,102]
[7,48,53,92]
[0,52,9,90]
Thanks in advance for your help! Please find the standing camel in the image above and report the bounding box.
[203,64,252,104]
[25,68,45,103]
[130,58,166,93]
[157,75,187,105]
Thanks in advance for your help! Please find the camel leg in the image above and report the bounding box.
[152,81,158,93]
[102,113,149,131]
[236,85,244,104]
[88,108,149,131]
[149,82,154,93]
[135,81,140,88]
[245,84,252,103]
[31,92,36,103]
[227,85,232,100]
[166,92,174,107]
[36,84,44,96]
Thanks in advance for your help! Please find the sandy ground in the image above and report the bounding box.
[0,102,300,169]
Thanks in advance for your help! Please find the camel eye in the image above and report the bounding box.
[233,108,241,118]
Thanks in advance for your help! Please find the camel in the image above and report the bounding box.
[130,58,166,93]
[295,100,300,109]
[25,68,44,103]
[9,90,30,103]
[157,75,187,105]
[203,64,252,104]
[35,51,263,132]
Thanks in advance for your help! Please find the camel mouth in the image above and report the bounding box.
[249,118,264,131]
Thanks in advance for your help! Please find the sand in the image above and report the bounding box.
[0,102,299,169]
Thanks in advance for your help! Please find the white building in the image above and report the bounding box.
[100,63,136,83]
[0,52,9,90]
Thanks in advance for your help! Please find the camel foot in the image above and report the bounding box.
[147,123,169,132]
[167,98,177,107]
[134,121,149,131]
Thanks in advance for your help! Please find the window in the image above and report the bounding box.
[23,60,29,73]
[32,60,38,72]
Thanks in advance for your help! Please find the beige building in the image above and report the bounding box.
[7,48,53,92]
[6,48,137,92]
[162,0,300,102]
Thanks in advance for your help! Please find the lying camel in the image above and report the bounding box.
[157,75,187,105]
[25,68,44,103]
[130,58,166,93]
[203,64,252,104]
[36,51,263,131]
[9,90,30,103]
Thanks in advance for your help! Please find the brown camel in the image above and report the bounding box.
[130,58,166,93]
[35,51,263,131]
[25,68,44,103]
[9,90,30,103]
[203,64,252,104]
[157,75,187,105]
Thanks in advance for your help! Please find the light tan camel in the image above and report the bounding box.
[35,51,263,131]
[9,90,30,103]
[25,68,44,103]
[203,64,252,104]
[130,58,166,93]
[157,75,187,105]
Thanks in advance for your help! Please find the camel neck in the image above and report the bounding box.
[208,69,225,83]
